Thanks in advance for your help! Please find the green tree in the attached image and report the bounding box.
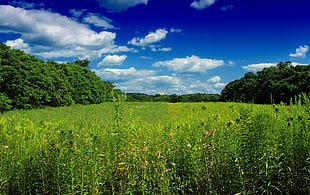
[220,61,310,104]
[74,59,91,68]
[0,42,118,111]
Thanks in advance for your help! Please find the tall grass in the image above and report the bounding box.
[0,101,309,194]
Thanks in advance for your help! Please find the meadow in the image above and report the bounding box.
[0,100,309,194]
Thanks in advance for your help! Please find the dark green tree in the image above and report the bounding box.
[0,42,118,111]
[220,61,310,104]
[74,59,91,68]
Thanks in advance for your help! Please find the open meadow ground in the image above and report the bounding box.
[0,102,309,194]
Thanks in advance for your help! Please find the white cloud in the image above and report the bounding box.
[242,63,277,71]
[9,0,45,9]
[0,5,131,60]
[190,0,216,9]
[96,0,149,12]
[242,62,307,72]
[93,67,156,81]
[83,13,115,29]
[98,55,127,66]
[151,47,172,52]
[228,61,235,65]
[94,67,226,94]
[214,83,226,88]
[153,55,225,74]
[69,9,87,18]
[290,62,308,66]
[140,56,153,60]
[186,79,225,94]
[207,76,221,83]
[220,5,234,11]
[5,38,31,53]
[116,75,186,95]
[289,45,309,58]
[170,28,182,33]
[128,29,169,46]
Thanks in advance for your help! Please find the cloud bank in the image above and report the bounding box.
[153,55,225,74]
[0,5,131,60]
[242,63,277,71]
[242,62,306,72]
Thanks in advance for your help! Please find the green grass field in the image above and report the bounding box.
[0,102,309,194]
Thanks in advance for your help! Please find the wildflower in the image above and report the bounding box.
[187,144,192,148]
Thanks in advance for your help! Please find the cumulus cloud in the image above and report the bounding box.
[94,67,226,94]
[5,38,31,53]
[0,5,132,60]
[98,55,127,66]
[83,13,115,29]
[96,0,149,12]
[93,67,156,82]
[190,0,216,9]
[133,77,224,94]
[128,29,169,47]
[116,75,185,95]
[207,76,221,83]
[242,63,277,71]
[188,79,226,94]
[289,45,309,58]
[153,55,225,74]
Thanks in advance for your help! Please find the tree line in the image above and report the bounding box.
[126,93,220,102]
[0,43,119,112]
[220,61,310,104]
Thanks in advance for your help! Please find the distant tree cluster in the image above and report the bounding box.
[0,43,117,112]
[220,62,310,104]
[126,93,220,102]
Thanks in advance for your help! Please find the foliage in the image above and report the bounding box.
[0,101,309,194]
[126,93,220,102]
[220,61,310,104]
[0,43,116,111]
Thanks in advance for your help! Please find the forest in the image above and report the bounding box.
[0,43,120,112]
[220,61,310,104]
[1,42,310,112]
[126,93,220,103]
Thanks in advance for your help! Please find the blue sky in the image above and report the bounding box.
[1,0,309,94]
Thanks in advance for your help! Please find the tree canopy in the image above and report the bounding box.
[220,61,310,104]
[126,93,220,102]
[0,43,117,112]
